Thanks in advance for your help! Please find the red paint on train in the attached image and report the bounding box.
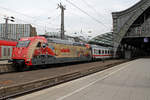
[0,47,1,58]
[12,36,55,66]
[0,40,17,46]
[61,48,70,53]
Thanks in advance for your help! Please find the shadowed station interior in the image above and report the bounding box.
[112,0,150,59]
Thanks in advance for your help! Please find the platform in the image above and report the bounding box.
[0,60,13,73]
[0,60,9,64]
[14,58,150,100]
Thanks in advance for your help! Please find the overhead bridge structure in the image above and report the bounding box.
[112,0,150,58]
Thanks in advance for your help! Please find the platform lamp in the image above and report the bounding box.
[4,16,15,39]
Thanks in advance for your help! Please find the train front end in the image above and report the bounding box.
[12,38,32,71]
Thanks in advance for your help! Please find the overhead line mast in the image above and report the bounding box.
[58,3,66,39]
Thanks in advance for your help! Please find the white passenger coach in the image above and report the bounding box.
[91,45,113,59]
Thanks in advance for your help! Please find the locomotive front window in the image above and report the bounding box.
[17,40,30,47]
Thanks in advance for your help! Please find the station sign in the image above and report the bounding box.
[144,37,149,43]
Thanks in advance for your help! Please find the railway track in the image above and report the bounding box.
[0,59,115,74]
[0,60,94,74]
[0,59,127,100]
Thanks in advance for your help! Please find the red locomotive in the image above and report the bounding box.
[12,36,92,71]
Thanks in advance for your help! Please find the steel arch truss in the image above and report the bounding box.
[112,0,150,57]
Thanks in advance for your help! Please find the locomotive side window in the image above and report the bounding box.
[42,43,47,48]
[37,42,41,47]
[17,40,30,47]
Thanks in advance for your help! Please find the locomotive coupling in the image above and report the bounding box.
[8,59,13,63]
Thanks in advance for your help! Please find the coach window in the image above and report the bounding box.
[94,49,96,54]
[95,50,97,54]
[105,50,108,54]
[105,50,107,54]
[102,50,104,54]
[99,50,101,54]
[96,50,99,54]
[8,48,10,56]
[96,49,99,54]
[4,48,6,56]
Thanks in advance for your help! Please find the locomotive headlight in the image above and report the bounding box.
[27,59,30,61]
[12,54,15,57]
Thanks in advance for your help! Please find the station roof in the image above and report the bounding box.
[88,32,113,47]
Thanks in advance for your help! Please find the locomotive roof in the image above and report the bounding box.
[47,38,86,46]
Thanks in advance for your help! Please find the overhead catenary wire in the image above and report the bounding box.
[0,13,59,32]
[16,18,58,30]
[81,0,103,17]
[46,14,61,26]
[0,6,58,22]
[80,0,112,28]
[0,6,60,28]
[65,0,109,29]
[0,6,37,20]
[0,6,61,33]
[3,17,58,35]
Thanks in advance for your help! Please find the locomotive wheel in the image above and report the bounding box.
[17,64,26,72]
[14,60,28,72]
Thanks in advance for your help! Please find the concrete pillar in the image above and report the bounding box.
[125,50,132,59]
